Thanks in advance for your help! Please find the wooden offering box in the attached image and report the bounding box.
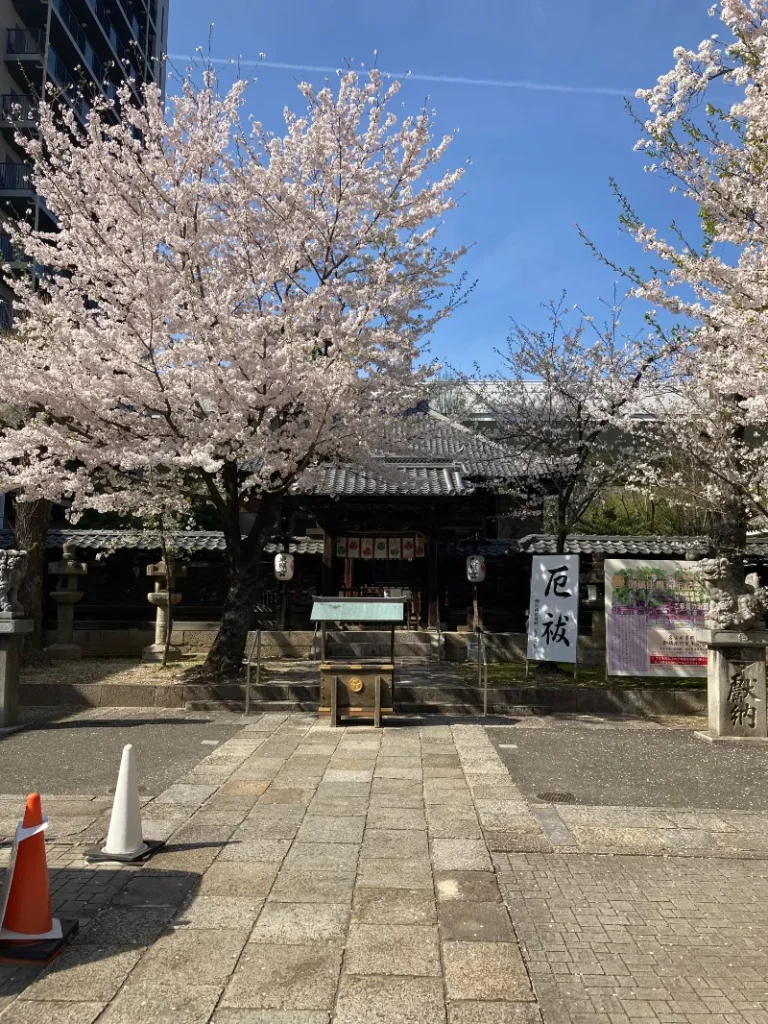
[310,598,406,726]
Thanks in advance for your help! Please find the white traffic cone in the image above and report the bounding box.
[86,744,163,863]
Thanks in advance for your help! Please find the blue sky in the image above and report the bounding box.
[167,0,716,372]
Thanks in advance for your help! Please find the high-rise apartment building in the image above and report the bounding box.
[0,0,170,328]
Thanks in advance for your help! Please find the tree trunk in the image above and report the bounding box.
[13,498,51,661]
[203,488,282,679]
[555,528,568,555]
[710,495,748,586]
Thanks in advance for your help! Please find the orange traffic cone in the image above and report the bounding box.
[0,793,78,964]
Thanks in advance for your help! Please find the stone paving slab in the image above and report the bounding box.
[5,710,768,1024]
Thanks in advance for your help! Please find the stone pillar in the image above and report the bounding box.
[48,541,87,661]
[142,559,186,663]
[706,630,768,739]
[0,549,33,728]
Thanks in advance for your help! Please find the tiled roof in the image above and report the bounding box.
[292,463,474,498]
[442,535,713,557]
[0,529,324,555]
[520,535,710,557]
[292,415,527,497]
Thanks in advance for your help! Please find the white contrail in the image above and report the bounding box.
[167,54,630,98]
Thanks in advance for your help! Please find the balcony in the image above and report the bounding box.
[0,302,13,332]
[6,29,45,89]
[6,29,44,57]
[0,94,36,127]
[0,162,33,194]
[0,231,36,269]
[52,0,104,82]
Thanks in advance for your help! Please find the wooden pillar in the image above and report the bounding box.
[322,533,333,596]
[427,529,439,628]
[344,557,353,593]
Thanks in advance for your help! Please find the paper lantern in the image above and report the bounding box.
[466,555,486,583]
[274,553,295,581]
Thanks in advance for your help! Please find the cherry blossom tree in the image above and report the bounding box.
[453,294,660,553]
[593,0,768,568]
[0,67,467,677]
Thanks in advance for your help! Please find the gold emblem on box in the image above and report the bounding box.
[348,677,364,693]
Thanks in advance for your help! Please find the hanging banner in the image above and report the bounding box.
[414,535,426,559]
[347,537,360,559]
[336,537,347,558]
[605,559,707,677]
[388,537,402,559]
[374,538,388,559]
[360,537,373,559]
[527,556,579,664]
[402,536,415,561]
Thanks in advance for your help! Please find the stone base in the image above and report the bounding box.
[48,643,82,662]
[695,731,768,743]
[0,619,33,728]
[707,632,768,740]
[142,644,183,663]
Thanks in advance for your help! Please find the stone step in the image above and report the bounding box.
[325,646,434,660]
[184,698,541,717]
[185,699,318,713]
[325,630,433,643]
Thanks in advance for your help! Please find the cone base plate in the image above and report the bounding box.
[0,919,78,965]
[84,838,165,864]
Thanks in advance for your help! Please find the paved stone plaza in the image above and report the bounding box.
[1,709,768,1022]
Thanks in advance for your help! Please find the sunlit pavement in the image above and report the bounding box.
[0,710,766,1023]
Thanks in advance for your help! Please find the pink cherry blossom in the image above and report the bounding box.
[0,67,466,674]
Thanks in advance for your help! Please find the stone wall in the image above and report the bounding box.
[46,625,605,664]
[442,631,605,666]
[44,624,316,659]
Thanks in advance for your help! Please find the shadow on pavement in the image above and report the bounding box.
[25,717,218,732]
[0,866,201,1000]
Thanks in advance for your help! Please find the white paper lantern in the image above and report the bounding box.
[466,555,486,583]
[274,552,295,581]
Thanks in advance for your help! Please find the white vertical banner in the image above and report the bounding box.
[527,555,580,664]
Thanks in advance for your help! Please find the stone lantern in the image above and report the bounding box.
[143,559,187,663]
[0,549,33,727]
[48,541,87,661]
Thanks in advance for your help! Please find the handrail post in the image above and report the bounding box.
[255,628,262,698]
[244,627,262,716]
[245,628,258,716]
[481,630,488,719]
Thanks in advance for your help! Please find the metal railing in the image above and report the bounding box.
[6,29,44,56]
[0,94,35,122]
[243,628,262,716]
[476,627,489,717]
[0,162,32,192]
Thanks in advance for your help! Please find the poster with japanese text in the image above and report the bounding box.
[527,556,580,664]
[605,558,708,677]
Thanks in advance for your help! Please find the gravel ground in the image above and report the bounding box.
[20,657,200,687]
